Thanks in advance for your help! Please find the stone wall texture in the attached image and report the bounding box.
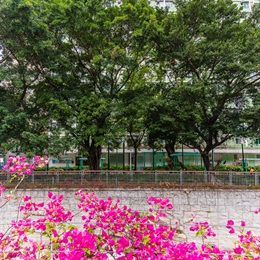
[1,188,260,250]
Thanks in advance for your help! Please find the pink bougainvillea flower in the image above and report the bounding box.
[254,208,260,214]
[233,245,244,254]
[229,228,235,234]
[226,220,236,234]
[240,221,246,227]
[227,220,234,227]
[0,185,6,196]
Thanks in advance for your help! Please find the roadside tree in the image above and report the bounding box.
[154,0,260,169]
[0,0,160,169]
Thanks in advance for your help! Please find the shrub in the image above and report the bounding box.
[2,156,260,259]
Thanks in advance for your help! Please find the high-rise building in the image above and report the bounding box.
[149,0,260,12]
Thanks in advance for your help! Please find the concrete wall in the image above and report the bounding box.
[1,188,260,250]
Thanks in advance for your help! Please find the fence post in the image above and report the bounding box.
[56,173,59,183]
[7,173,10,182]
[255,172,259,186]
[106,171,108,185]
[32,173,35,184]
[204,171,208,183]
[52,176,55,188]
[180,171,183,187]
[229,172,232,186]
[81,171,84,185]
[154,171,158,183]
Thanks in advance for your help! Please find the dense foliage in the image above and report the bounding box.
[0,0,259,169]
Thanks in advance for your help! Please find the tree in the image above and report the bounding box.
[0,0,160,169]
[0,37,50,155]
[154,0,260,170]
[0,39,74,157]
[118,71,154,170]
[145,81,192,169]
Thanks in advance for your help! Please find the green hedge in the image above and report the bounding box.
[33,164,260,172]
[34,166,89,171]
[214,165,243,172]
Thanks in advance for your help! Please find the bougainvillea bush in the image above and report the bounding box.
[1,156,260,259]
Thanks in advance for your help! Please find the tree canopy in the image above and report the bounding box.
[0,0,259,170]
[0,0,159,169]
[152,0,260,169]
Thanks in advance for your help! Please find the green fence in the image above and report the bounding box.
[1,170,260,189]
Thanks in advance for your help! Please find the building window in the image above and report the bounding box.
[157,1,174,8]
[165,1,174,7]
[241,1,250,9]
[235,137,241,144]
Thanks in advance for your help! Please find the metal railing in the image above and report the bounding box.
[1,170,260,189]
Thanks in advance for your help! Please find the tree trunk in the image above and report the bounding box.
[88,141,102,170]
[165,141,176,169]
[134,146,138,171]
[201,152,210,171]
